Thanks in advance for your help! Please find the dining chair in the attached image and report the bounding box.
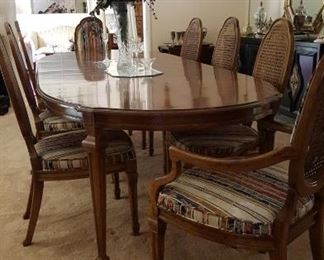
[211,17,241,71]
[0,35,139,246]
[180,17,203,61]
[148,53,324,260]
[14,21,36,87]
[164,18,294,172]
[82,21,155,156]
[5,22,83,137]
[74,16,105,55]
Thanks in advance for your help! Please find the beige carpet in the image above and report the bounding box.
[0,109,312,260]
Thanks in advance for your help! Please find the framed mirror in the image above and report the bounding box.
[31,0,88,14]
[284,0,324,33]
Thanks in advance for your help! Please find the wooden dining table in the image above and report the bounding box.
[36,51,281,260]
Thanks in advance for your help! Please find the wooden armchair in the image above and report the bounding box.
[165,18,294,173]
[211,17,241,70]
[180,18,203,61]
[0,35,139,246]
[5,22,83,137]
[149,54,324,260]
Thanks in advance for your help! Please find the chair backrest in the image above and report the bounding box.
[74,16,104,55]
[289,55,324,196]
[0,36,37,155]
[252,18,294,93]
[4,22,39,117]
[14,20,36,87]
[211,17,241,71]
[180,18,203,61]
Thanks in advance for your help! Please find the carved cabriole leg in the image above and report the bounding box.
[257,116,276,153]
[113,173,121,200]
[309,189,324,260]
[126,160,139,235]
[23,175,34,220]
[23,177,44,246]
[142,130,147,150]
[82,112,109,260]
[149,131,154,156]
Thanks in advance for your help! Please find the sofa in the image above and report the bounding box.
[24,25,75,63]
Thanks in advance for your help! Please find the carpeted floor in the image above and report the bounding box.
[0,109,312,260]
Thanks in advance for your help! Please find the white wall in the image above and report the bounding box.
[0,0,17,34]
[16,13,88,34]
[151,0,284,49]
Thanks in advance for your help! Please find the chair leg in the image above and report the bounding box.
[149,131,154,156]
[142,131,146,150]
[23,177,34,220]
[269,248,287,260]
[128,130,133,136]
[23,180,44,246]
[126,166,139,235]
[113,172,121,200]
[151,218,167,260]
[309,193,324,260]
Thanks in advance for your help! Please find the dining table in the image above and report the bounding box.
[36,51,282,260]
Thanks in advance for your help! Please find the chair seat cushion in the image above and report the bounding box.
[167,125,258,157]
[157,166,314,236]
[39,110,83,131]
[35,130,135,171]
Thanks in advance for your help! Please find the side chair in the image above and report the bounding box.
[149,52,324,260]
[75,17,155,156]
[211,16,241,70]
[0,35,139,246]
[14,21,36,87]
[165,18,294,172]
[74,16,105,55]
[5,22,83,137]
[180,17,203,61]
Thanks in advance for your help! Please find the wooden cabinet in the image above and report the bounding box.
[158,43,215,64]
[239,36,324,120]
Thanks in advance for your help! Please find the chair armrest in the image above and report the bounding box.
[169,145,297,173]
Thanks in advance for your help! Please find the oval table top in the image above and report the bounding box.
[37,52,281,131]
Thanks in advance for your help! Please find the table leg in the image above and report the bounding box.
[83,133,109,260]
[257,117,276,153]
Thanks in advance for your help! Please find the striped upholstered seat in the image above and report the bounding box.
[157,166,314,236]
[39,110,83,132]
[35,129,135,171]
[167,125,258,157]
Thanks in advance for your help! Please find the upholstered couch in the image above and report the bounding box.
[24,25,75,63]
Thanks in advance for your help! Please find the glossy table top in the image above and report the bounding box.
[37,52,280,112]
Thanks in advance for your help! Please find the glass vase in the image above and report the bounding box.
[111,1,135,74]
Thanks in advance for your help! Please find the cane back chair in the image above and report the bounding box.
[0,35,139,246]
[180,18,203,61]
[5,22,83,137]
[74,16,105,55]
[149,53,324,260]
[211,17,241,70]
[165,18,294,172]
